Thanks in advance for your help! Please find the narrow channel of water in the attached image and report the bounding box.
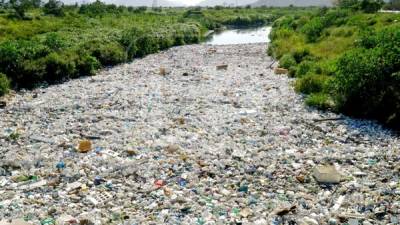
[205,26,272,45]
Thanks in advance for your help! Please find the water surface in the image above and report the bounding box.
[205,26,271,45]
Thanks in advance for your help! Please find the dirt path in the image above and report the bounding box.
[0,44,399,224]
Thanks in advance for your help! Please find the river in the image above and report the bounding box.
[205,26,272,45]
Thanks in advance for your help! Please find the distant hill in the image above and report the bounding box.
[197,0,256,7]
[252,0,333,7]
[62,0,184,7]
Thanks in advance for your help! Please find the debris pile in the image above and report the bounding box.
[0,44,399,224]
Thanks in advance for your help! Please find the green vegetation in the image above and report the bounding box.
[383,0,400,10]
[269,2,400,128]
[0,2,312,94]
[0,73,10,96]
[336,0,385,13]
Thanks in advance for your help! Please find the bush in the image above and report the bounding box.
[318,60,337,76]
[360,0,384,13]
[120,24,200,59]
[83,41,126,66]
[292,48,311,63]
[269,28,293,41]
[9,0,37,19]
[131,6,147,13]
[336,0,384,12]
[305,93,334,110]
[76,53,100,76]
[384,0,400,10]
[272,16,296,29]
[43,33,67,51]
[279,54,296,69]
[43,0,64,16]
[120,27,145,59]
[336,0,361,10]
[44,52,77,82]
[323,9,350,26]
[79,0,108,16]
[0,73,10,96]
[295,73,329,94]
[288,66,297,77]
[296,60,316,77]
[0,40,49,84]
[300,17,324,43]
[334,26,400,128]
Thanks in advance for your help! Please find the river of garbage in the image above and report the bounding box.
[0,44,399,225]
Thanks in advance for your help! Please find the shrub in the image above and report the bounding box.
[132,6,147,13]
[0,40,49,83]
[267,45,274,56]
[43,33,67,51]
[44,52,77,82]
[279,54,296,69]
[79,0,108,16]
[305,93,334,110]
[301,17,324,43]
[135,34,159,57]
[331,27,354,37]
[292,48,311,63]
[334,49,399,126]
[269,28,293,41]
[76,53,100,76]
[334,26,400,127]
[18,59,46,87]
[336,0,384,12]
[360,0,384,13]
[272,16,296,29]
[43,0,64,16]
[322,9,350,26]
[83,41,126,66]
[288,66,297,77]
[336,0,361,10]
[120,24,200,59]
[384,0,400,10]
[0,73,10,96]
[295,73,329,94]
[296,60,317,77]
[318,60,337,76]
[120,27,145,59]
[9,0,36,18]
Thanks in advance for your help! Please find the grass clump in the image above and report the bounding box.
[305,93,334,110]
[294,73,330,94]
[279,54,297,69]
[0,73,11,96]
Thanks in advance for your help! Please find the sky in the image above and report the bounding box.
[178,0,202,5]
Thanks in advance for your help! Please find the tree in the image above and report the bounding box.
[384,0,400,10]
[0,0,7,8]
[335,0,360,9]
[360,0,384,12]
[334,0,384,12]
[78,0,107,16]
[9,0,40,18]
[43,0,64,16]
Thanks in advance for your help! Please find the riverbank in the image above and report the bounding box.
[0,5,318,96]
[0,43,399,224]
[269,8,400,129]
